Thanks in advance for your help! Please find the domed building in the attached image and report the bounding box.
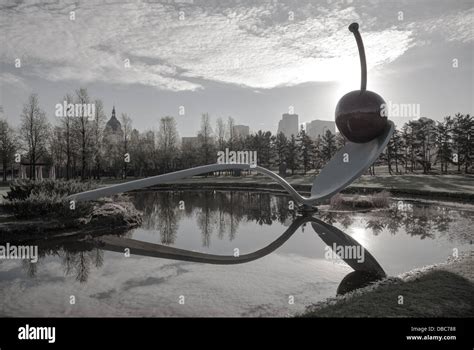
[104,106,124,143]
[103,106,125,178]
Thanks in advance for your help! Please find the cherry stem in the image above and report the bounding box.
[348,22,367,92]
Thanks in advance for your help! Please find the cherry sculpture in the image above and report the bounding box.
[335,23,388,143]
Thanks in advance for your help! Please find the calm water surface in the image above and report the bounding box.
[0,190,472,317]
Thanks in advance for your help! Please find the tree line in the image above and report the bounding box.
[0,89,472,182]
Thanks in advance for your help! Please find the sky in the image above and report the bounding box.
[0,0,473,136]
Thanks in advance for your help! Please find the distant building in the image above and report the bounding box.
[277,113,299,138]
[306,119,335,140]
[104,106,123,143]
[182,136,198,146]
[233,125,250,138]
[103,106,125,177]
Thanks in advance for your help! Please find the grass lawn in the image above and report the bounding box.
[134,172,474,200]
[300,256,474,317]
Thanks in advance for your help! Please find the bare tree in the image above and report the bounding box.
[120,113,132,179]
[215,117,225,150]
[156,116,179,172]
[49,126,64,179]
[91,99,106,179]
[226,116,235,148]
[19,94,50,180]
[198,113,214,165]
[0,119,17,181]
[58,94,75,179]
[73,88,92,180]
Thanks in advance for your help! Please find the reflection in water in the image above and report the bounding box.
[133,191,470,247]
[18,238,104,283]
[20,213,386,295]
[133,191,295,246]
[96,213,386,294]
[17,191,472,285]
[4,190,472,315]
[317,202,469,242]
[61,249,104,283]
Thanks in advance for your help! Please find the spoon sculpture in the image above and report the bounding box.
[67,23,394,207]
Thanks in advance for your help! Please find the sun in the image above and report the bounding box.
[320,54,359,110]
[331,70,360,110]
[350,226,370,249]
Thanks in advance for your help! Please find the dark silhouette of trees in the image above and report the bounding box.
[452,113,473,173]
[73,88,92,180]
[436,116,453,174]
[197,113,215,166]
[59,94,75,180]
[157,116,179,173]
[91,99,106,179]
[286,135,299,175]
[297,128,313,174]
[249,130,272,168]
[19,94,50,180]
[0,119,17,181]
[321,129,337,163]
[120,113,132,179]
[384,129,404,174]
[272,132,288,168]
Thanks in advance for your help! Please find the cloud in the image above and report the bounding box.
[0,72,27,90]
[0,1,470,91]
[406,8,473,44]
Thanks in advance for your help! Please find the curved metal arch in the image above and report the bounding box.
[67,121,394,206]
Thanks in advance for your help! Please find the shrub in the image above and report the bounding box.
[371,190,390,208]
[4,179,96,201]
[330,193,345,209]
[330,191,390,210]
[2,179,97,219]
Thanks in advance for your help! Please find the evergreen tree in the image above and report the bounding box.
[286,135,299,175]
[452,113,473,173]
[273,132,288,168]
[436,116,453,174]
[321,130,337,163]
[297,129,314,174]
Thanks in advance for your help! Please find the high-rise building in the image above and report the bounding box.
[306,119,335,140]
[233,125,250,138]
[277,113,299,138]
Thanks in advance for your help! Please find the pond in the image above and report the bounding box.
[0,190,472,317]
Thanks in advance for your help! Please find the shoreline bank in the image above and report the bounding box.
[300,254,474,317]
